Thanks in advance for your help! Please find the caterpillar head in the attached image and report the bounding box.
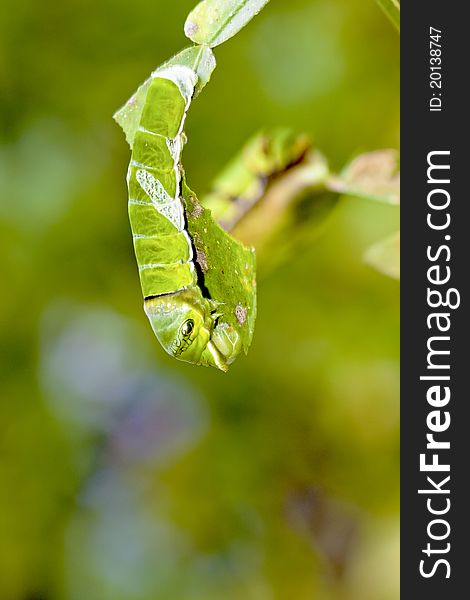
[144,289,241,372]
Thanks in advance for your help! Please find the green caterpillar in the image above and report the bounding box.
[127,65,241,372]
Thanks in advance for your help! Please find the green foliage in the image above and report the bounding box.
[203,128,314,228]
[328,150,400,205]
[202,135,400,280]
[327,150,400,278]
[185,0,270,47]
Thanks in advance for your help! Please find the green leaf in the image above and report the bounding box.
[203,129,313,229]
[375,0,400,33]
[184,0,270,48]
[113,46,216,148]
[183,181,257,354]
[328,150,400,205]
[364,230,400,279]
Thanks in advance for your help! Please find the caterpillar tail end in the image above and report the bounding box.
[201,341,229,373]
[201,323,242,372]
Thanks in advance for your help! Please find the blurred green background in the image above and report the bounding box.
[0,1,399,598]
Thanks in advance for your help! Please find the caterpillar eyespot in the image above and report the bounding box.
[181,319,194,336]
